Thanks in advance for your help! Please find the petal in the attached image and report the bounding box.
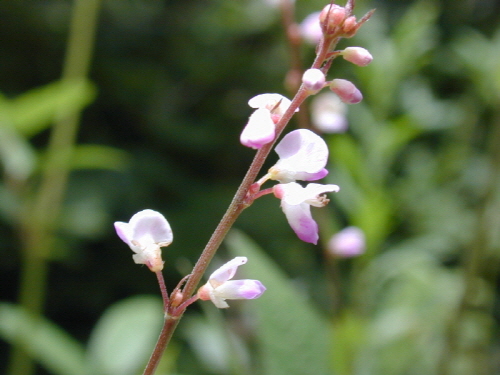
[281,201,319,244]
[128,209,173,246]
[248,93,294,116]
[295,168,329,182]
[240,108,276,149]
[209,257,247,284]
[132,243,164,272]
[114,221,135,248]
[302,183,340,206]
[215,279,266,300]
[208,291,230,309]
[271,129,329,182]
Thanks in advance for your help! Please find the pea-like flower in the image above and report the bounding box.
[268,129,329,183]
[198,257,266,308]
[114,209,173,272]
[274,182,339,244]
[240,93,296,149]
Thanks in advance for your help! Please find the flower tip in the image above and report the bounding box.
[342,47,373,66]
[329,79,363,104]
[302,69,326,93]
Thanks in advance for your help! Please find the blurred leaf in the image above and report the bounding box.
[225,230,331,375]
[6,78,96,137]
[0,302,85,375]
[0,125,37,181]
[85,295,163,375]
[70,144,129,171]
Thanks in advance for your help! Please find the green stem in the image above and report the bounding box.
[7,1,101,375]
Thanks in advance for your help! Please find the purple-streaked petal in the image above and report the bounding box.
[240,108,276,149]
[114,221,134,247]
[215,279,266,300]
[281,201,319,244]
[296,168,329,182]
[209,257,247,285]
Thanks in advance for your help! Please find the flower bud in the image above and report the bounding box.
[329,79,363,104]
[342,16,358,36]
[302,68,326,93]
[342,47,373,66]
[319,4,346,35]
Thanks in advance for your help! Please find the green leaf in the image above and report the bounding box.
[225,230,331,375]
[85,295,164,375]
[0,302,86,375]
[6,78,96,137]
[70,144,130,171]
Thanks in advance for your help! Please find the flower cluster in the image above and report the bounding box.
[253,129,340,244]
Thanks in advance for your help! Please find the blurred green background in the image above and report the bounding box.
[1,0,500,374]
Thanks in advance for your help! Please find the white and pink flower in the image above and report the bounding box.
[240,93,296,149]
[114,209,173,272]
[198,257,266,308]
[268,129,329,183]
[274,182,339,244]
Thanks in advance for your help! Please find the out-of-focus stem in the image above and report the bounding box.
[7,1,101,375]
[439,112,500,375]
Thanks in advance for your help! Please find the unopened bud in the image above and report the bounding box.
[329,79,363,104]
[342,47,373,66]
[342,16,358,36]
[302,69,326,93]
[171,290,184,307]
[319,4,346,35]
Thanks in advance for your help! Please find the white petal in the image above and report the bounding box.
[209,257,247,285]
[128,209,173,246]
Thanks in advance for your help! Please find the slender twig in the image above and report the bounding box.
[155,271,170,312]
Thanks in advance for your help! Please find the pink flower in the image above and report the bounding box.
[328,226,366,257]
[240,93,296,149]
[198,257,266,308]
[274,182,340,244]
[268,129,329,183]
[114,209,173,272]
[329,79,363,104]
[342,47,373,66]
